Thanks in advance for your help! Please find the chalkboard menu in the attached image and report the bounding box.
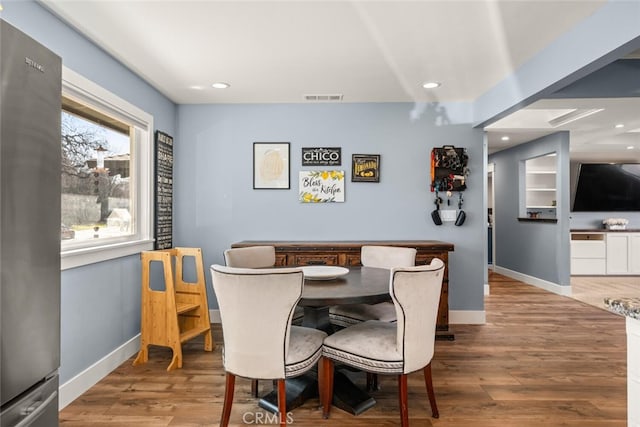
[154,131,173,249]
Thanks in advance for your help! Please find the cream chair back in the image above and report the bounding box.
[210,264,303,379]
[224,246,276,268]
[361,245,416,269]
[390,259,445,374]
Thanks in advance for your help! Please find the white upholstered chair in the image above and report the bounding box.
[224,246,305,397]
[329,245,417,327]
[223,245,277,269]
[224,246,304,324]
[210,265,327,427]
[320,259,445,426]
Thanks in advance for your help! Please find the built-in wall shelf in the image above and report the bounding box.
[525,155,557,218]
[518,218,558,223]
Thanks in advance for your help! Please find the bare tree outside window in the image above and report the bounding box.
[61,109,132,241]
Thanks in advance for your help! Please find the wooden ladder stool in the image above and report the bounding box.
[133,247,214,371]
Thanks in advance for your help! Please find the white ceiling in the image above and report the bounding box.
[42,0,639,156]
[487,97,640,160]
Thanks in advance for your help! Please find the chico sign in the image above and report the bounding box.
[301,147,341,166]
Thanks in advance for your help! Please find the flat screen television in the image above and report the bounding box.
[573,163,640,211]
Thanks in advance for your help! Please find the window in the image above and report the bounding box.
[61,68,154,269]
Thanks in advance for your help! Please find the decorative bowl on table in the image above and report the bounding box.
[301,266,349,281]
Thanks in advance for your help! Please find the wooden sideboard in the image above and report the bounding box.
[231,240,455,340]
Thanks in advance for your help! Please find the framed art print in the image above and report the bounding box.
[352,154,380,182]
[299,170,345,202]
[253,142,290,189]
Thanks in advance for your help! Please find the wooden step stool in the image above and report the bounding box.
[133,247,214,371]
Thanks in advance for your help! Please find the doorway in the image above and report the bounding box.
[487,162,495,295]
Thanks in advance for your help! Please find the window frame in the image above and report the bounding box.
[61,67,154,270]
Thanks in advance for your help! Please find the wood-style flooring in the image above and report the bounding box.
[59,273,628,426]
[571,274,640,311]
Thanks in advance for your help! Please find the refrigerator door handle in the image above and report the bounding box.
[13,390,57,427]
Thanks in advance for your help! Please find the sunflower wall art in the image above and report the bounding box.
[299,170,345,203]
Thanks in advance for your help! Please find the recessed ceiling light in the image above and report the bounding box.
[189,85,205,90]
[211,82,230,89]
[616,123,625,128]
[627,145,634,150]
[422,82,441,89]
[501,136,510,141]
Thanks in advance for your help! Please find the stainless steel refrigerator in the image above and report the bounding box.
[0,20,61,427]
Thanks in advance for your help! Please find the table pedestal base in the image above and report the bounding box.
[258,374,318,414]
[332,369,376,415]
[258,369,375,416]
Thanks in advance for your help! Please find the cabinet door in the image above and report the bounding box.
[344,254,362,266]
[606,234,630,274]
[630,234,640,274]
[275,254,289,266]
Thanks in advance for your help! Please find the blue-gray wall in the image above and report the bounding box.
[175,103,486,312]
[489,132,571,286]
[1,1,177,385]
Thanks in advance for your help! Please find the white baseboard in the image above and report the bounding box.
[59,334,140,410]
[484,283,490,296]
[493,266,571,296]
[450,310,486,325]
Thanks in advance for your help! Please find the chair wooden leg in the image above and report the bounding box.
[251,379,259,397]
[398,374,409,427]
[277,379,287,427]
[321,358,334,419]
[317,357,325,407]
[423,363,439,418]
[220,372,235,427]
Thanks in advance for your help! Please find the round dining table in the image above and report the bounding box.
[298,266,391,333]
[259,265,391,416]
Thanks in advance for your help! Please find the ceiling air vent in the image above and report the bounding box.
[304,94,343,102]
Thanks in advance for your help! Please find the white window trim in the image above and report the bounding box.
[61,67,154,270]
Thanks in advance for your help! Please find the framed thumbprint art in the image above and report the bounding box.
[253,142,290,189]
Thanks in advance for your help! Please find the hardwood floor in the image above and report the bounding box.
[571,274,640,311]
[60,273,628,426]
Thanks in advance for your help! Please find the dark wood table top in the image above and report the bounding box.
[299,266,391,307]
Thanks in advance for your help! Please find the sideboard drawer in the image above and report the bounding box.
[294,254,339,265]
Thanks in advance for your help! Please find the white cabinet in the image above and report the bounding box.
[571,233,606,275]
[632,235,640,274]
[571,231,640,275]
[606,233,640,275]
